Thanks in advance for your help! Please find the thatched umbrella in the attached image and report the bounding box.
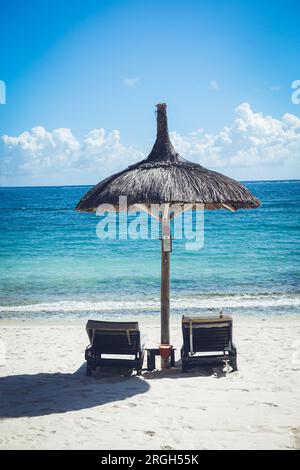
[76,103,260,367]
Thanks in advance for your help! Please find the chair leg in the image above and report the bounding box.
[231,358,238,372]
[147,351,155,371]
[181,352,188,372]
[230,350,238,372]
[182,361,188,372]
[136,350,144,375]
[86,363,92,376]
[181,348,188,372]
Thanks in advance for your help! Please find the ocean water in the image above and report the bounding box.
[0,181,299,319]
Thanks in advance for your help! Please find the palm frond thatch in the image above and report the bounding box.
[76,104,260,212]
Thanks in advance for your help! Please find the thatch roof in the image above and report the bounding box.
[76,104,260,212]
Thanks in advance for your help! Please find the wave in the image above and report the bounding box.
[1,294,300,313]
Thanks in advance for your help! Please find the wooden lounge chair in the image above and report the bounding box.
[181,314,237,372]
[85,320,145,376]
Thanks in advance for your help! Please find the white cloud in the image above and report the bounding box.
[1,103,299,184]
[270,85,280,91]
[123,77,140,88]
[169,103,300,169]
[209,80,219,90]
[270,85,280,92]
[0,126,143,180]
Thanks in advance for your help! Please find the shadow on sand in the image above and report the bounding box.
[142,360,230,380]
[0,364,150,419]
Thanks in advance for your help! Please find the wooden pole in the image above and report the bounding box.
[161,249,170,368]
[161,207,171,368]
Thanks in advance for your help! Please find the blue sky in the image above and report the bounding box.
[0,0,300,185]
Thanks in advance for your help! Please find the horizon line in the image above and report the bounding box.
[0,178,299,189]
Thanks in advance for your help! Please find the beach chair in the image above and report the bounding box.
[85,320,145,376]
[181,314,237,372]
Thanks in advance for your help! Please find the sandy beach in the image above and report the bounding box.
[0,315,300,450]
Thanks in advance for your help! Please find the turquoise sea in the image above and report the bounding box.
[0,181,299,319]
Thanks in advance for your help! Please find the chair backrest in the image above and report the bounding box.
[182,314,232,353]
[86,320,140,354]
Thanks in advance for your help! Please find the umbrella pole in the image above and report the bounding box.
[161,249,170,368]
[161,209,171,369]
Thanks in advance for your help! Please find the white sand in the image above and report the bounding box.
[0,316,300,450]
